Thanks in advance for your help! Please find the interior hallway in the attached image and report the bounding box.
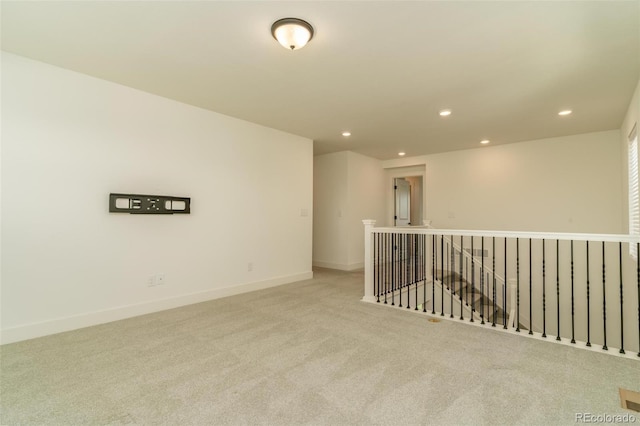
[1,268,638,425]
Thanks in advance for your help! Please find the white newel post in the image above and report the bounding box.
[362,219,377,303]
[423,220,433,281]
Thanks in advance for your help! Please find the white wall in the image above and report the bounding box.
[385,131,623,234]
[313,151,385,270]
[346,152,386,267]
[313,152,349,269]
[1,52,313,344]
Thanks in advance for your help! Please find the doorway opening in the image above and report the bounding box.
[394,176,423,227]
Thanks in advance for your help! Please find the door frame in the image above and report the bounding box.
[394,178,412,226]
[385,165,427,227]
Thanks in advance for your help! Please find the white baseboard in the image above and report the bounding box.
[313,261,364,271]
[0,271,313,345]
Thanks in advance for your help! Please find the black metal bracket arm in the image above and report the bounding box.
[109,193,191,214]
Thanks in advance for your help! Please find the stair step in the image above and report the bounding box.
[473,303,506,322]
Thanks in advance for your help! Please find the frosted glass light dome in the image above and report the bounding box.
[271,18,314,51]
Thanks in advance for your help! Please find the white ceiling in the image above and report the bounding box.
[2,1,639,160]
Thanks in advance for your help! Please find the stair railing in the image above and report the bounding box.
[363,220,640,358]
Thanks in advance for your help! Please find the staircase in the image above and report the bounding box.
[435,269,507,326]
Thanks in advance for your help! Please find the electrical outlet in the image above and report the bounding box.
[248,262,253,272]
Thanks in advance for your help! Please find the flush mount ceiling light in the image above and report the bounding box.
[558,110,572,116]
[480,139,490,145]
[271,18,314,51]
[398,152,406,156]
[439,109,452,117]
[342,131,351,137]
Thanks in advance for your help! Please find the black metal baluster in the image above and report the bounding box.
[408,234,411,303]
[602,241,608,351]
[441,235,444,316]
[491,272,496,327]
[391,233,395,306]
[380,233,384,301]
[402,234,407,304]
[406,234,411,309]
[378,233,385,302]
[491,237,496,327]
[619,242,625,354]
[399,234,404,308]
[403,233,408,308]
[409,234,413,307]
[432,235,436,314]
[485,272,490,325]
[408,233,413,309]
[466,257,469,306]
[470,236,475,323]
[387,233,390,302]
[460,236,464,320]
[406,233,410,307]
[383,233,390,305]
[379,233,383,301]
[450,238,454,294]
[404,234,408,307]
[529,239,533,335]
[423,235,427,313]
[399,233,402,306]
[504,238,508,330]
[384,233,388,304]
[402,234,411,309]
[492,237,496,327]
[516,238,520,332]
[481,237,485,325]
[571,240,576,344]
[556,240,561,341]
[375,233,379,302]
[450,236,454,318]
[586,241,591,346]
[542,239,547,338]
[415,235,419,311]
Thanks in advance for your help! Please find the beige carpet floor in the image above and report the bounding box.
[1,267,639,425]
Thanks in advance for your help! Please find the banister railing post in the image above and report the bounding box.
[362,219,377,303]
[423,220,433,283]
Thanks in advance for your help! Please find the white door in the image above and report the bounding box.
[395,178,411,226]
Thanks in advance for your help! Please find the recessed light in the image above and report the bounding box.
[480,140,490,145]
[439,109,452,117]
[342,131,351,137]
[558,110,572,116]
[398,152,406,156]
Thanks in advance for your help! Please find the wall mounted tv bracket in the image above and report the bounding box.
[109,193,190,214]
